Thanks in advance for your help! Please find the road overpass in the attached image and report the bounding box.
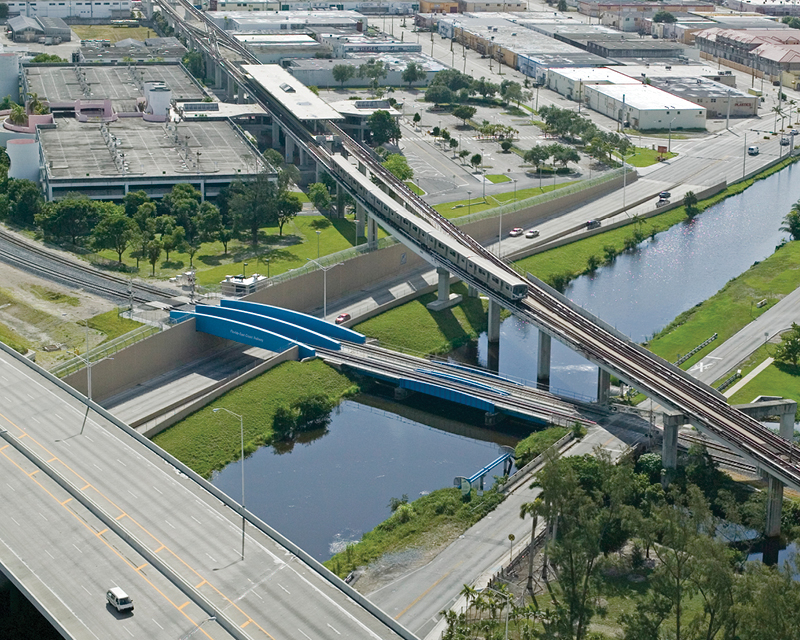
[0,341,416,640]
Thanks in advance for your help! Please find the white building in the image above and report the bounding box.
[584,83,706,130]
[4,0,132,19]
[233,33,330,62]
[546,67,640,101]
[207,10,367,32]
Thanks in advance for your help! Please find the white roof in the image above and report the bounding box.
[242,64,343,121]
[548,67,641,84]
[234,34,318,44]
[590,83,706,111]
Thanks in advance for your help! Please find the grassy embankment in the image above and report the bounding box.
[354,282,489,355]
[153,360,357,479]
[614,146,677,167]
[434,181,574,219]
[514,426,569,467]
[324,487,505,578]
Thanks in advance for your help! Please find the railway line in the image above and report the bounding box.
[0,228,177,304]
[155,0,800,491]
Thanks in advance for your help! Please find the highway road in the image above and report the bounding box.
[0,345,411,640]
[365,420,644,640]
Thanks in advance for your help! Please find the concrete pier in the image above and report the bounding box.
[537,331,551,391]
[487,299,501,344]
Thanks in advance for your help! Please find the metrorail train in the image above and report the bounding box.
[328,154,529,302]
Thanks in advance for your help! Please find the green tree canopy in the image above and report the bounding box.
[92,205,137,262]
[781,202,800,240]
[367,110,401,146]
[382,154,413,181]
[452,105,477,126]
[774,322,800,368]
[424,85,454,106]
[35,192,101,245]
[653,9,677,22]
[332,64,356,87]
[401,61,426,87]
[308,182,331,214]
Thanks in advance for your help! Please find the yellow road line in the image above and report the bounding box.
[395,561,463,620]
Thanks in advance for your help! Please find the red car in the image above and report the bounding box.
[335,313,351,325]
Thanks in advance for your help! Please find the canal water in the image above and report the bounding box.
[212,398,511,561]
[455,162,800,398]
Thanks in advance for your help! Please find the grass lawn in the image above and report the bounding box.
[728,354,800,410]
[405,181,425,196]
[354,282,489,355]
[433,181,575,219]
[96,214,386,286]
[0,321,30,355]
[87,308,142,342]
[324,487,504,578]
[72,25,156,43]
[25,285,80,307]
[153,359,356,479]
[645,241,800,371]
[614,146,677,167]
[485,174,511,184]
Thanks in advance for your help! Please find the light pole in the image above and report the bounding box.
[307,258,343,320]
[316,230,321,258]
[242,262,248,278]
[498,206,503,258]
[483,587,510,640]
[743,132,747,178]
[512,178,517,209]
[668,117,677,153]
[212,407,246,561]
[467,190,472,216]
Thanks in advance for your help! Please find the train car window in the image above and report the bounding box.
[412,225,418,231]
[492,277,499,283]
[478,268,485,275]
[402,219,409,225]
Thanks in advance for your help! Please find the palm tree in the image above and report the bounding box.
[8,103,26,126]
[773,105,783,133]
[781,203,800,240]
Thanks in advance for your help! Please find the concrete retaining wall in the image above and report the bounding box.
[62,318,232,402]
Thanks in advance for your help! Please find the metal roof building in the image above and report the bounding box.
[242,64,343,121]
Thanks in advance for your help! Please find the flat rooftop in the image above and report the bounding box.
[648,76,754,98]
[590,83,706,110]
[25,64,203,109]
[290,51,448,72]
[233,33,319,44]
[548,66,641,83]
[40,118,263,181]
[242,64,342,120]
[616,62,733,78]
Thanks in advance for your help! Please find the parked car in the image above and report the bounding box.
[586,219,601,229]
[106,588,134,613]
[335,313,351,325]
[525,229,540,238]
[509,227,524,237]
[780,137,791,146]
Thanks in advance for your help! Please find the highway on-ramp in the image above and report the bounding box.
[0,344,411,640]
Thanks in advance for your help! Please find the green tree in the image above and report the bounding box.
[122,190,151,219]
[332,64,355,88]
[458,149,470,163]
[30,53,66,63]
[382,154,413,181]
[449,138,459,156]
[308,182,332,214]
[401,61,426,87]
[501,140,512,152]
[524,145,551,172]
[774,322,800,368]
[162,225,185,262]
[358,59,387,94]
[182,50,205,79]
[424,85,454,106]
[780,202,800,240]
[367,110,401,146]
[452,105,477,126]
[0,4,8,18]
[35,192,100,244]
[92,207,137,262]
[551,143,580,169]
[146,238,162,275]
[230,171,278,245]
[8,103,26,126]
[470,153,482,171]
[7,179,43,226]
[275,192,302,236]
[557,0,567,10]
[196,201,221,242]
[413,112,421,126]
[501,80,524,106]
[472,77,499,99]
[653,9,677,22]
[684,190,699,218]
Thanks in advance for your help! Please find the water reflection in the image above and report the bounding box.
[212,399,508,560]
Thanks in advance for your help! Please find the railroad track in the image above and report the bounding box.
[0,228,176,304]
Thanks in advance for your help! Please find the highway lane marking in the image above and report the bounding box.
[191,516,202,525]
[195,579,207,588]
[92,463,102,471]
[31,417,39,424]
[38,512,47,521]
[0,422,217,640]
[206,553,217,563]
[82,585,91,595]
[252,591,263,601]
[48,457,57,463]
[394,562,463,620]
[278,584,290,595]
[115,513,127,521]
[81,484,90,490]
[61,498,72,506]
[127,489,138,499]
[116,458,126,467]
[29,469,39,477]
[297,629,313,640]
[96,528,108,537]
[165,520,176,529]
[72,543,81,554]
[10,517,20,527]
[137,563,148,571]
[241,620,251,628]
[327,623,341,635]
[152,485,163,494]
[27,394,34,400]
[179,601,190,610]
[84,436,93,443]
[125,628,134,637]
[156,545,165,552]
[53,413,62,421]
[5,481,13,490]
[152,619,164,630]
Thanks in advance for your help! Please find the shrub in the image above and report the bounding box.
[514,426,569,467]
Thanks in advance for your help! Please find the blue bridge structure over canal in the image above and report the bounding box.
[170,301,594,430]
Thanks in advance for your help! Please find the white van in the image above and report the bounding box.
[748,146,759,156]
[106,587,134,613]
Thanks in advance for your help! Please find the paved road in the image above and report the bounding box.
[0,346,409,640]
[366,418,646,640]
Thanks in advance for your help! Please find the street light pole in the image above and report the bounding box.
[668,117,676,153]
[512,178,517,209]
[316,230,321,259]
[243,262,248,278]
[307,258,343,320]
[212,407,246,561]
[743,132,747,178]
[467,190,472,216]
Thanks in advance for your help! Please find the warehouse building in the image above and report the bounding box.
[3,0,131,19]
[584,83,706,130]
[546,67,640,100]
[234,33,331,63]
[647,76,758,116]
[316,32,422,57]
[207,10,368,32]
[7,16,44,43]
[287,52,445,87]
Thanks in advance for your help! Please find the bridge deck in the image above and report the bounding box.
[0,344,408,640]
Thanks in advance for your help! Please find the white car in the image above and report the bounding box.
[106,587,134,613]
[509,227,524,237]
[525,229,540,239]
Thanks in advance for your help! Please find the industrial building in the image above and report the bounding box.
[546,67,640,100]
[7,16,44,43]
[618,63,738,87]
[584,83,707,130]
[316,32,422,57]
[646,76,758,117]
[724,0,800,17]
[576,0,713,18]
[207,10,368,32]
[287,52,445,87]
[78,37,188,63]
[233,33,331,63]
[3,0,131,19]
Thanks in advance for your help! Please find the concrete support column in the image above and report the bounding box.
[367,215,378,249]
[271,121,281,150]
[537,331,551,391]
[436,267,450,302]
[765,474,784,538]
[661,412,682,488]
[335,184,344,218]
[356,203,366,238]
[468,285,479,298]
[488,299,501,343]
[286,136,295,166]
[780,409,795,441]
[214,64,222,89]
[315,161,321,183]
[597,368,611,405]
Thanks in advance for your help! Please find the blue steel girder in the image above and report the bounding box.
[398,379,496,413]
